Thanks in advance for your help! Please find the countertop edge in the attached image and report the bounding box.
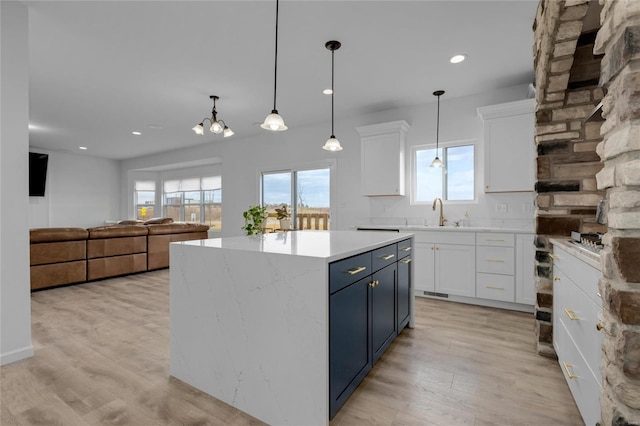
[549,238,602,271]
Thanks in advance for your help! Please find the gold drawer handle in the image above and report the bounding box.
[485,285,504,290]
[347,266,366,275]
[564,308,580,320]
[549,253,559,259]
[562,362,579,379]
[554,276,560,281]
[369,280,379,288]
[485,238,505,242]
[401,258,412,264]
[381,254,395,260]
[400,247,411,252]
[596,322,604,331]
[485,259,505,263]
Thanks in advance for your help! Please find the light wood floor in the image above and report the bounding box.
[1,270,583,425]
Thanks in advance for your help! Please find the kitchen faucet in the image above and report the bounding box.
[432,197,445,226]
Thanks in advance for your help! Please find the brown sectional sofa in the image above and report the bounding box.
[29,221,209,291]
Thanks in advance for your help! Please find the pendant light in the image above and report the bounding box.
[430,90,445,169]
[192,95,234,138]
[322,40,342,151]
[261,0,287,131]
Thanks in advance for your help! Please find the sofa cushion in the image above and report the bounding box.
[30,228,88,243]
[87,236,147,258]
[30,260,86,290]
[118,220,144,225]
[87,253,147,281]
[30,240,86,266]
[88,225,149,239]
[146,222,209,235]
[143,217,174,225]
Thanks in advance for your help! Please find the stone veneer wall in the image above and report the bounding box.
[593,0,640,423]
[533,0,606,358]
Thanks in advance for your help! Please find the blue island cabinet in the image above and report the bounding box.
[328,239,412,419]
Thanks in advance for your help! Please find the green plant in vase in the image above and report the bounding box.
[241,205,268,236]
[275,204,292,230]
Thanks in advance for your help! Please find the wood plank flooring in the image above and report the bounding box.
[1,270,583,425]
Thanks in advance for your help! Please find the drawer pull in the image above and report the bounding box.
[369,280,379,288]
[596,322,604,331]
[485,238,505,242]
[549,253,559,260]
[553,276,560,281]
[562,362,579,379]
[485,259,505,263]
[400,247,411,252]
[564,308,580,321]
[347,266,367,275]
[485,285,504,290]
[381,254,395,261]
[401,258,412,264]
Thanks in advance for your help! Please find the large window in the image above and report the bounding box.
[163,176,222,230]
[135,180,156,220]
[262,167,331,231]
[412,142,475,203]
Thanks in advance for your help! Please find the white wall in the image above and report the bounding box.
[1,1,34,365]
[121,83,535,238]
[28,149,121,229]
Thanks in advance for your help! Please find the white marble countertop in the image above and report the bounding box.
[550,238,602,270]
[355,224,534,233]
[176,230,413,262]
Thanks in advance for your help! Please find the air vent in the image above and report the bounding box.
[423,291,449,298]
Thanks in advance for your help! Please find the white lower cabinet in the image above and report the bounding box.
[552,242,603,426]
[515,234,535,305]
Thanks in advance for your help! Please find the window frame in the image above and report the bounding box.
[134,180,156,221]
[410,139,477,205]
[161,176,222,229]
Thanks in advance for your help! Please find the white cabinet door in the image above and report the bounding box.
[477,99,535,193]
[357,121,410,197]
[435,244,476,297]
[515,234,535,305]
[413,243,435,293]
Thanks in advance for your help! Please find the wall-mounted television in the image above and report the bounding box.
[29,152,49,197]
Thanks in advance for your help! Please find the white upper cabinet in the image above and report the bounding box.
[357,120,410,197]
[477,99,535,193]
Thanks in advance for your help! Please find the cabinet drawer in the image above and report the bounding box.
[476,246,514,275]
[476,232,514,247]
[476,273,515,302]
[329,252,372,294]
[553,245,601,306]
[413,231,475,245]
[554,320,602,426]
[554,269,603,382]
[397,239,412,259]
[372,243,397,272]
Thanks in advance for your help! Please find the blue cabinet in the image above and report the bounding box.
[329,239,412,419]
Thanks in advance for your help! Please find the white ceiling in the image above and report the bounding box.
[25,0,538,160]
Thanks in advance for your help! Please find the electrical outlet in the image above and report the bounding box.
[496,203,508,213]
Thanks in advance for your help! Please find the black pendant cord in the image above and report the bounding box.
[435,94,440,155]
[272,0,279,112]
[331,48,335,137]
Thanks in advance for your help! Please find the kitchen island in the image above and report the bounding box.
[169,230,414,425]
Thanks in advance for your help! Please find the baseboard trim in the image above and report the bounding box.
[1,345,34,366]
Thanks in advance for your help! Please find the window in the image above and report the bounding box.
[163,176,222,230]
[261,167,331,231]
[135,180,156,220]
[412,142,475,203]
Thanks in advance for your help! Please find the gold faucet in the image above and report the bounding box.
[432,197,445,226]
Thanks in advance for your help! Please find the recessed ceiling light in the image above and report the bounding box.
[132,131,142,135]
[146,124,163,129]
[79,146,88,150]
[323,89,333,95]
[450,54,467,64]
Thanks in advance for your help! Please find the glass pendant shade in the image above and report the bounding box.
[223,126,234,138]
[210,121,224,134]
[260,110,288,131]
[192,123,205,135]
[322,135,343,151]
[430,156,444,168]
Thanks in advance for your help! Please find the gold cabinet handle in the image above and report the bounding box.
[564,308,580,320]
[554,276,560,281]
[401,258,412,264]
[381,254,395,260]
[400,247,411,252]
[486,238,505,242]
[596,322,604,331]
[562,362,579,379]
[549,253,559,259]
[368,280,379,288]
[485,285,504,290]
[347,266,366,275]
[485,259,505,263]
